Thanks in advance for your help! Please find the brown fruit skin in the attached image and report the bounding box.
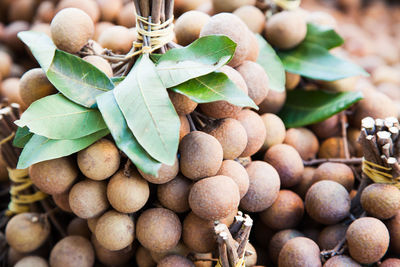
[318,137,346,159]
[361,183,400,219]
[179,131,223,180]
[136,246,157,267]
[6,213,50,253]
[292,167,315,199]
[305,181,350,225]
[168,91,198,115]
[30,23,52,37]
[1,77,25,108]
[83,55,113,77]
[260,190,304,230]
[157,255,194,267]
[217,160,249,199]
[235,109,267,157]
[92,234,134,266]
[69,179,109,219]
[8,0,36,22]
[380,258,400,267]
[346,217,389,264]
[67,218,90,239]
[107,170,150,213]
[52,191,72,212]
[310,115,341,140]
[36,1,55,23]
[50,8,94,54]
[87,216,100,233]
[260,113,286,151]
[14,256,49,267]
[94,21,114,41]
[77,138,120,181]
[347,128,363,157]
[117,2,136,28]
[387,210,400,254]
[98,25,135,54]
[29,157,78,195]
[268,229,304,264]
[179,115,190,142]
[246,31,260,62]
[189,175,240,221]
[264,11,307,50]
[56,0,100,22]
[19,68,56,106]
[264,144,304,188]
[174,11,210,46]
[50,236,95,267]
[236,61,269,105]
[136,208,182,253]
[285,72,301,90]
[284,128,319,160]
[204,118,248,160]
[212,0,255,13]
[150,242,191,263]
[240,161,280,212]
[200,66,248,119]
[233,5,265,34]
[258,89,286,114]
[312,163,355,192]
[278,237,321,267]
[323,255,361,267]
[139,157,179,184]
[0,50,12,78]
[158,174,192,213]
[3,21,30,51]
[200,13,250,67]
[318,224,347,250]
[97,0,122,22]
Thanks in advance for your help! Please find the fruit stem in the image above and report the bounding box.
[186,115,197,132]
[303,158,362,166]
[340,112,351,159]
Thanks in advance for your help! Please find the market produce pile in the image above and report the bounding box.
[0,0,400,266]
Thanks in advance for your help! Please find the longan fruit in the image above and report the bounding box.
[83,55,113,77]
[5,213,50,253]
[310,115,341,140]
[318,137,346,159]
[1,77,25,108]
[361,183,400,219]
[179,131,223,180]
[98,25,136,54]
[87,216,100,233]
[264,11,307,50]
[179,115,190,142]
[346,217,389,264]
[284,128,319,160]
[175,0,209,14]
[3,21,30,51]
[189,175,240,220]
[236,61,269,105]
[240,161,280,212]
[30,23,52,37]
[306,11,337,29]
[260,190,304,230]
[36,1,55,23]
[94,21,114,41]
[69,179,109,219]
[387,210,400,254]
[50,8,94,54]
[268,229,304,264]
[212,0,255,13]
[292,167,315,199]
[77,138,120,181]
[29,157,78,195]
[318,224,347,250]
[19,68,57,106]
[67,218,91,239]
[204,118,248,160]
[323,255,361,267]
[157,174,192,213]
[56,0,100,23]
[305,181,350,225]
[50,236,95,267]
[264,144,304,188]
[200,66,248,119]
[136,246,156,267]
[97,0,122,22]
[260,113,286,151]
[233,5,265,33]
[258,89,286,114]
[157,255,194,267]
[245,31,260,62]
[174,11,210,46]
[312,163,355,192]
[168,91,198,115]
[0,50,12,78]
[117,2,136,28]
[200,13,251,67]
[92,234,134,266]
[150,242,191,263]
[285,72,301,90]
[8,0,36,22]
[52,191,72,212]
[381,258,400,267]
[138,156,179,184]
[136,208,182,253]
[319,77,359,93]
[15,256,49,267]
[278,237,321,267]
[107,169,149,213]
[217,160,249,199]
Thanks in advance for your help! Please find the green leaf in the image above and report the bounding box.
[97,91,161,176]
[46,50,114,108]
[170,72,258,109]
[17,129,109,169]
[13,127,33,148]
[111,76,125,86]
[15,94,107,140]
[278,89,363,128]
[18,31,56,71]
[304,23,344,50]
[256,34,285,92]
[156,35,236,88]
[114,54,180,165]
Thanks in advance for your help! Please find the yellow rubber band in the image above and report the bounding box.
[215,257,246,267]
[0,132,15,145]
[362,159,400,189]
[273,0,301,10]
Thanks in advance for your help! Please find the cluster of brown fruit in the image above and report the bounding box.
[1,0,400,267]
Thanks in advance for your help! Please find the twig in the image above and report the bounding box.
[303,158,362,166]
[41,199,66,238]
[340,112,350,159]
[186,115,197,132]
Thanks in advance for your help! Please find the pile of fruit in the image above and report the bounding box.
[0,0,399,266]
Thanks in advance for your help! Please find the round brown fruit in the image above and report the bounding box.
[268,229,304,264]
[168,91,198,115]
[50,8,94,54]
[179,131,223,180]
[6,213,50,253]
[305,180,350,225]
[317,224,347,250]
[285,72,301,90]
[236,61,269,105]
[1,78,25,108]
[310,114,341,140]
[19,68,56,107]
[8,0,36,22]
[136,246,156,267]
[30,23,52,37]
[179,115,190,142]
[387,210,400,254]
[245,31,260,62]
[189,175,240,220]
[312,162,354,192]
[346,217,389,264]
[380,258,400,267]
[157,255,194,267]
[323,255,361,267]
[91,234,134,266]
[157,174,192,213]
[69,179,109,219]
[136,208,182,253]
[348,128,363,157]
[107,169,149,213]
[204,118,247,160]
[260,190,304,230]
[0,50,12,78]
[67,218,91,239]
[174,11,210,46]
[98,25,135,54]
[240,161,280,212]
[212,0,255,13]
[292,167,315,199]
[95,210,135,251]
[56,0,100,22]
[138,156,179,184]
[117,2,136,28]
[14,256,49,267]
[83,55,113,77]
[77,138,120,181]
[260,113,286,151]
[29,157,78,195]
[36,1,55,23]
[93,21,113,41]
[361,183,400,219]
[49,236,94,267]
[87,216,100,233]
[233,5,265,34]
[150,242,191,263]
[217,160,249,199]
[283,128,319,160]
[52,190,72,212]
[97,0,122,22]
[278,237,321,267]
[318,137,346,159]
[258,89,286,114]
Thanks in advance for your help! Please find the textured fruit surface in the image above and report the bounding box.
[312,162,354,192]
[278,237,322,267]
[361,183,400,219]
[49,236,95,267]
[268,229,304,263]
